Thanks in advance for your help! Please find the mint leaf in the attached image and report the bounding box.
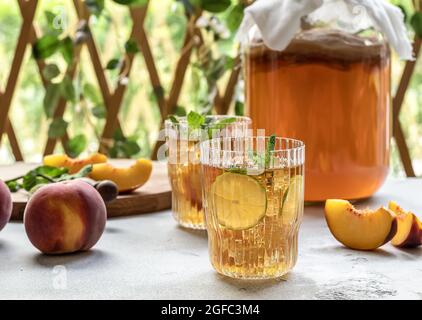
[265,134,276,167]
[227,167,247,175]
[169,115,179,124]
[187,111,205,129]
[213,117,236,127]
[235,101,244,116]
[174,106,187,116]
[207,117,236,138]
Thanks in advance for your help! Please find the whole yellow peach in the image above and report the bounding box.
[24,180,107,254]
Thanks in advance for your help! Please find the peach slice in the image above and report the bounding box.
[325,199,397,250]
[388,201,422,248]
[43,153,107,174]
[90,159,152,193]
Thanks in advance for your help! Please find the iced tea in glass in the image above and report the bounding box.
[201,136,305,279]
[165,116,251,230]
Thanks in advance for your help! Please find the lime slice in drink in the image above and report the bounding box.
[281,175,303,223]
[210,172,267,230]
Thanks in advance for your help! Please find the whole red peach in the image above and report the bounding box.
[24,180,107,254]
[0,179,12,232]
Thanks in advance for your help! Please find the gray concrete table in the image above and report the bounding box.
[1,178,422,300]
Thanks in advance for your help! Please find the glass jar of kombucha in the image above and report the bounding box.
[245,27,391,201]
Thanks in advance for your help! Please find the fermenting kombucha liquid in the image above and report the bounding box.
[246,29,391,201]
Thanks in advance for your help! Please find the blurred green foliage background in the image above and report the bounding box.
[0,0,421,178]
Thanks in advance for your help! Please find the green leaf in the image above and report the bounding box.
[187,111,205,129]
[66,134,88,158]
[207,117,236,138]
[112,0,148,6]
[22,169,54,192]
[44,11,62,35]
[153,85,165,99]
[83,83,101,103]
[106,58,120,70]
[56,165,93,181]
[22,170,38,191]
[200,0,231,13]
[125,38,139,54]
[214,117,236,126]
[227,167,247,174]
[226,3,244,33]
[48,118,68,138]
[92,105,107,118]
[44,11,56,27]
[85,0,105,16]
[397,5,408,23]
[121,139,141,157]
[177,0,201,14]
[174,106,187,116]
[72,165,93,178]
[43,64,61,81]
[235,101,244,116]
[265,134,276,167]
[60,76,76,103]
[206,57,227,84]
[33,34,62,60]
[224,56,235,70]
[43,83,62,118]
[35,166,69,178]
[60,36,74,64]
[113,127,125,141]
[411,12,422,38]
[6,180,20,192]
[169,115,179,124]
[29,183,48,195]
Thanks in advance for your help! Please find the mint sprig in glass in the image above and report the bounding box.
[164,112,251,230]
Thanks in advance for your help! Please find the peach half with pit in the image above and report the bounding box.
[24,180,107,254]
[324,199,397,250]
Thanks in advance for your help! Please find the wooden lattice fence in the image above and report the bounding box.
[0,0,420,176]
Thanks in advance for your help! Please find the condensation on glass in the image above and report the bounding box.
[165,116,251,230]
[201,136,305,279]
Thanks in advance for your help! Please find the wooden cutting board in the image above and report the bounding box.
[0,160,171,220]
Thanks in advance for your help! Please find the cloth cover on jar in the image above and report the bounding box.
[237,0,413,60]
